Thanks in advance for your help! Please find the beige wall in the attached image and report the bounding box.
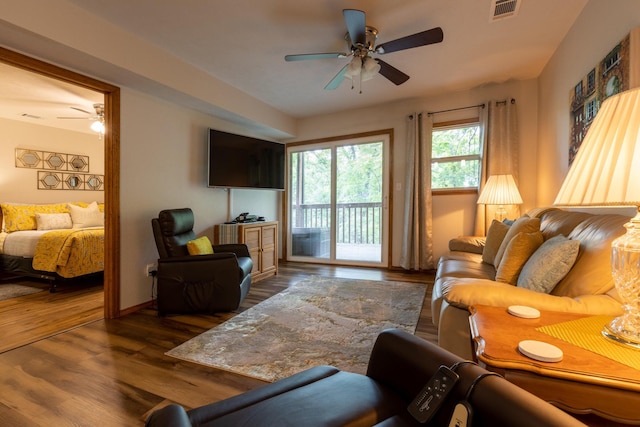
[537,0,640,205]
[0,117,104,204]
[119,89,281,308]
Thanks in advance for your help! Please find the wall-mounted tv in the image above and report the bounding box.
[207,128,285,191]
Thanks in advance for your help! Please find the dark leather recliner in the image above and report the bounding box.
[145,329,587,427]
[151,208,252,315]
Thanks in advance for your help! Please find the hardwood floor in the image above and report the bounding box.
[0,276,104,354]
[0,262,436,426]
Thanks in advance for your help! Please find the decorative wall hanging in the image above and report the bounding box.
[568,29,640,166]
[37,171,104,191]
[15,148,89,172]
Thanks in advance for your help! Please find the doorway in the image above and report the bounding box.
[286,131,392,267]
[0,47,120,319]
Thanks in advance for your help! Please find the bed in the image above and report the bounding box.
[0,202,104,291]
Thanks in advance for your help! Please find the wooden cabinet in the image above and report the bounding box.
[214,221,278,282]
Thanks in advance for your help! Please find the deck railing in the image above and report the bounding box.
[291,202,382,244]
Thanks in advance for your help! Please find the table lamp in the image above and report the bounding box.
[477,174,523,221]
[554,87,640,348]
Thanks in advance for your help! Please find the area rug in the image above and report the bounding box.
[166,275,427,382]
[0,283,47,301]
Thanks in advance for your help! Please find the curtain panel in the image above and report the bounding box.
[474,99,520,235]
[400,113,435,271]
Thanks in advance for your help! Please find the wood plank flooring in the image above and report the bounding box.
[0,262,436,426]
[0,276,103,354]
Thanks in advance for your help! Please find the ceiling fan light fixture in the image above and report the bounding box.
[344,57,362,79]
[90,119,105,134]
[361,56,381,81]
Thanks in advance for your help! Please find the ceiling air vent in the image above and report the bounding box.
[490,0,521,21]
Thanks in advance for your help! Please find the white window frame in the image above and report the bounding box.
[431,118,482,192]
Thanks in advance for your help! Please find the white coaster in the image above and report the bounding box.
[518,340,563,362]
[508,305,541,319]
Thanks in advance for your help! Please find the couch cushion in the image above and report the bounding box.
[537,209,593,240]
[517,235,580,293]
[495,231,543,285]
[552,214,628,297]
[449,235,485,254]
[481,220,510,265]
[437,258,495,281]
[494,216,541,267]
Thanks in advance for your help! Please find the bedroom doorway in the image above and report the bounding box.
[0,48,120,334]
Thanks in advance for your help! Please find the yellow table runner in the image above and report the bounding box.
[537,315,640,371]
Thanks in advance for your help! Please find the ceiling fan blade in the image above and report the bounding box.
[70,106,93,115]
[376,27,444,54]
[324,64,349,90]
[285,52,348,61]
[376,59,410,86]
[343,9,366,46]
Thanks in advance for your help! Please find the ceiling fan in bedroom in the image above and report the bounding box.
[284,9,444,92]
[57,103,105,135]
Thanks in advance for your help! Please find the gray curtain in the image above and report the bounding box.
[400,113,435,271]
[474,99,520,235]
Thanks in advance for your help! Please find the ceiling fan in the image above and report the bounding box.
[285,9,444,91]
[57,103,105,134]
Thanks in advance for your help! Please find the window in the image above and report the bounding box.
[431,120,482,190]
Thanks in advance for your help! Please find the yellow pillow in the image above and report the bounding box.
[482,220,510,265]
[493,216,541,267]
[1,203,69,232]
[495,231,544,285]
[186,236,214,255]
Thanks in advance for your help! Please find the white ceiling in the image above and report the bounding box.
[1,0,588,134]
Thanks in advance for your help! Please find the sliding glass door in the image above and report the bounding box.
[287,133,390,267]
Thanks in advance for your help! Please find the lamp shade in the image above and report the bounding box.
[554,87,640,207]
[477,174,523,205]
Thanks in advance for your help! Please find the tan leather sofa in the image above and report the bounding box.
[432,207,628,359]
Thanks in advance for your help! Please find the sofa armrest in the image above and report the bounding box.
[157,254,240,284]
[442,278,624,315]
[366,329,462,402]
[448,236,485,254]
[213,243,251,258]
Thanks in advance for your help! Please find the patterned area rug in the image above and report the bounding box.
[166,275,428,382]
[0,283,47,301]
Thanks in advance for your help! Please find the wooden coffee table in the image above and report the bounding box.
[469,305,640,425]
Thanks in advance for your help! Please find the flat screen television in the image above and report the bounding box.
[207,128,285,190]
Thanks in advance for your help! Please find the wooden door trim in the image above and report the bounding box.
[0,47,121,319]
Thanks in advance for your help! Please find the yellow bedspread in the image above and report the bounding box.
[32,228,104,278]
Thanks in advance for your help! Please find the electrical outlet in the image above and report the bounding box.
[145,263,157,277]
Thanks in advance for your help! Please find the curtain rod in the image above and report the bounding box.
[426,98,516,116]
[427,103,485,116]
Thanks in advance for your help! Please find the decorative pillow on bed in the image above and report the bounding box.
[1,203,69,232]
[187,236,214,255]
[517,235,580,293]
[35,213,73,230]
[69,202,104,228]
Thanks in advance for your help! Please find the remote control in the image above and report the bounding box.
[447,401,472,427]
[408,365,460,423]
